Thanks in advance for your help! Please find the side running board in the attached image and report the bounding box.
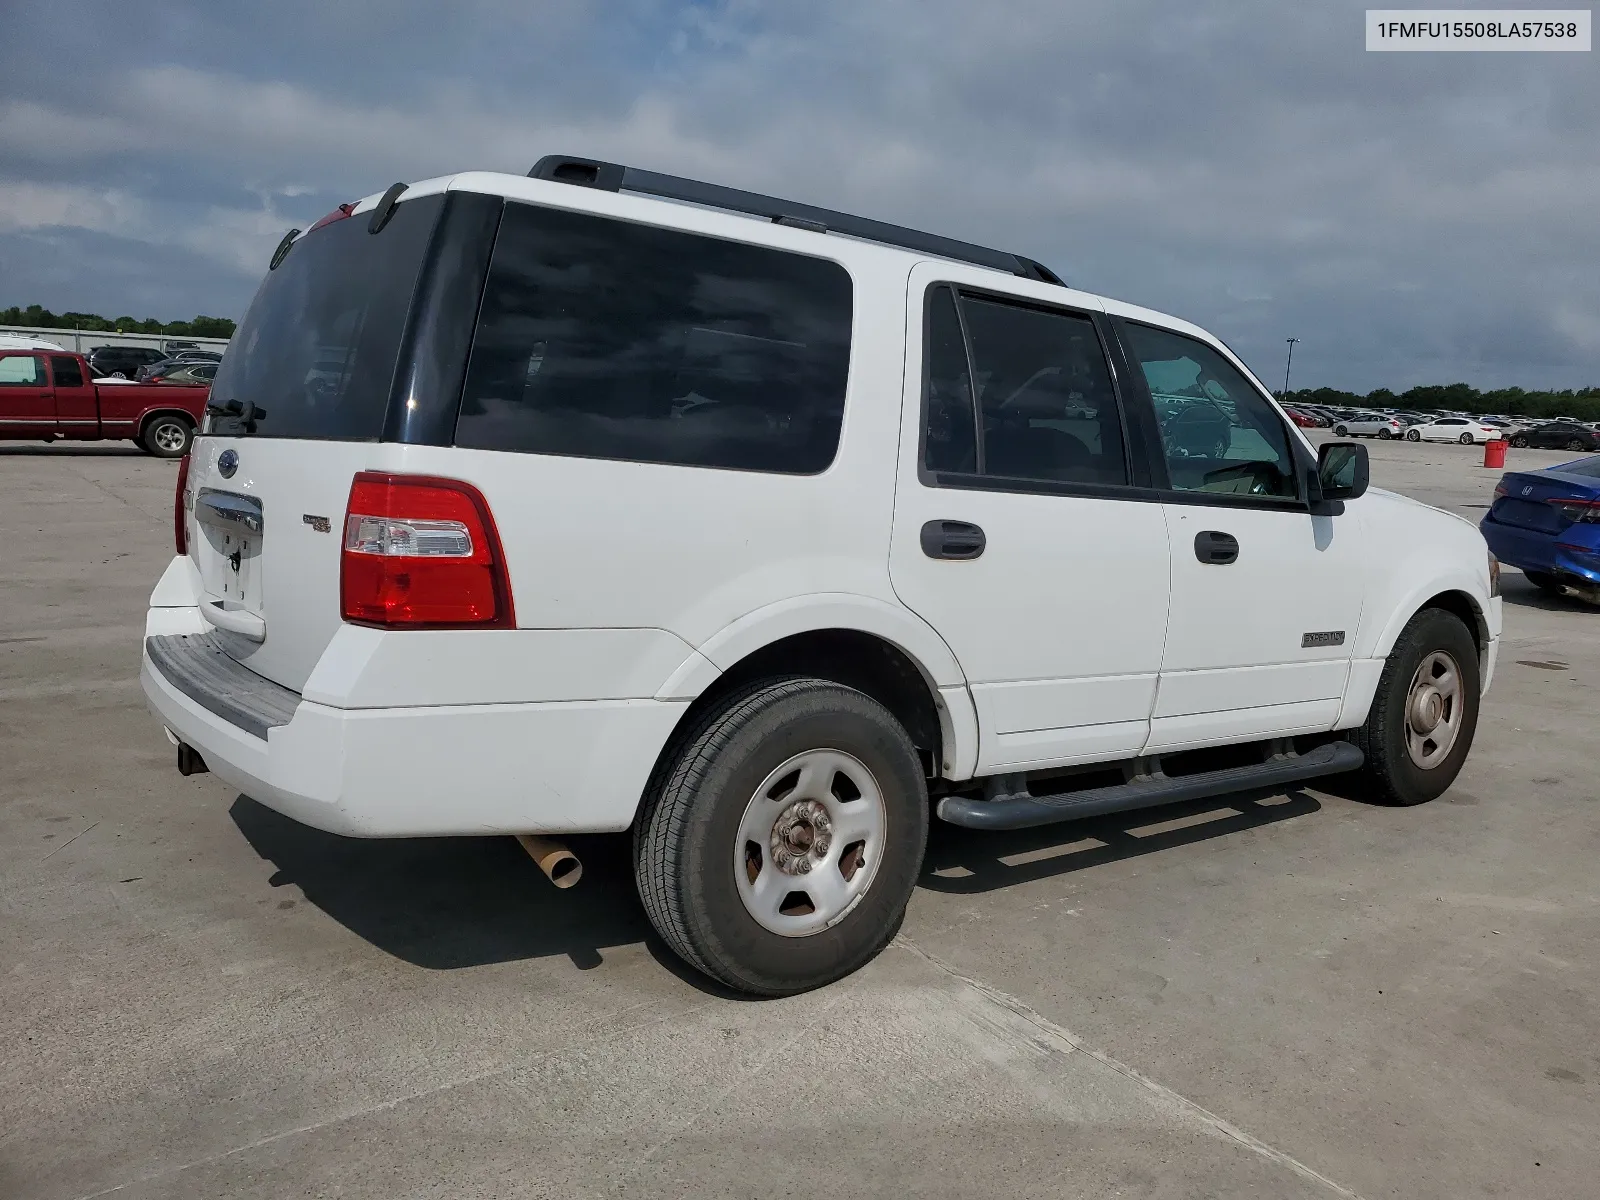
[936,741,1365,832]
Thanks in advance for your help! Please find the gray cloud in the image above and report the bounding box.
[2,0,1595,390]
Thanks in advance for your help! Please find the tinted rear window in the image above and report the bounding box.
[454,201,853,474]
[207,195,443,439]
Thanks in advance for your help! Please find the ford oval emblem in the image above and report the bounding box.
[217,449,239,478]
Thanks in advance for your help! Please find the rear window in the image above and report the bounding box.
[1562,455,1600,477]
[207,195,444,439]
[454,201,853,474]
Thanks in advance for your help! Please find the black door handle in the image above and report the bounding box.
[921,520,986,560]
[1194,530,1239,565]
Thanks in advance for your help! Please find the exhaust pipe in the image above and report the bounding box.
[516,834,582,889]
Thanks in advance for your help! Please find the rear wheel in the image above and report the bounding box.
[140,414,193,459]
[1567,438,1586,452]
[1378,428,1393,439]
[1459,433,1474,445]
[1406,428,1421,442]
[634,678,929,996]
[1334,424,1348,437]
[1351,608,1480,806]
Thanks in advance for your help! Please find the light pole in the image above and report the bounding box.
[1282,338,1299,400]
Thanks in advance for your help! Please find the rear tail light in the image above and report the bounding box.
[1547,498,1600,524]
[340,472,514,628]
[174,453,191,555]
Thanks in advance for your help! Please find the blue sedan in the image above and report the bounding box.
[1481,455,1600,603]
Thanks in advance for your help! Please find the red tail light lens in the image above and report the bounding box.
[340,472,514,628]
[174,453,191,555]
[1547,497,1600,524]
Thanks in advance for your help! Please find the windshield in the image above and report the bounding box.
[207,194,444,439]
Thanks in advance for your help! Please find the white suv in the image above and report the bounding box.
[142,157,1501,995]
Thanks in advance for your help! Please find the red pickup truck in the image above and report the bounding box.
[0,349,209,458]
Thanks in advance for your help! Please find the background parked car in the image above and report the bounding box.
[1405,416,1504,444]
[135,352,223,381]
[0,333,66,351]
[1283,406,1320,428]
[1509,423,1600,452]
[1332,412,1405,439]
[1481,454,1600,603]
[87,346,169,380]
[147,361,218,387]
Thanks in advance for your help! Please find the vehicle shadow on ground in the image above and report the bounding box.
[919,787,1322,894]
[229,796,652,974]
[1499,575,1594,613]
[0,444,144,456]
[234,784,1323,981]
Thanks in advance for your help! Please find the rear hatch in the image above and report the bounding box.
[1487,464,1600,536]
[187,191,454,693]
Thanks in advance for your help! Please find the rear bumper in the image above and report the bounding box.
[1481,519,1600,585]
[141,636,686,838]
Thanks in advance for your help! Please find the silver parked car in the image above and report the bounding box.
[1331,411,1404,439]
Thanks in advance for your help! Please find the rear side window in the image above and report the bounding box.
[921,287,1130,488]
[208,195,444,439]
[50,356,84,387]
[0,355,45,385]
[455,202,853,474]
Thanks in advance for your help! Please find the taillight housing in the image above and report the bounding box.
[1547,497,1600,525]
[174,453,191,555]
[340,472,514,628]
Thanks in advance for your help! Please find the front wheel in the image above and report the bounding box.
[1350,608,1480,806]
[1406,429,1422,442]
[140,414,193,459]
[1511,435,1529,448]
[634,678,929,996]
[1334,425,1348,437]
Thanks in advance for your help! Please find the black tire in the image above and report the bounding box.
[1566,439,1585,452]
[1459,433,1474,445]
[1511,435,1528,448]
[1334,425,1348,437]
[1350,608,1480,806]
[140,413,193,459]
[1406,428,1421,442]
[1378,428,1392,439]
[1522,570,1566,595]
[634,677,929,996]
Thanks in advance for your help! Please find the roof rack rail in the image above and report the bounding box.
[528,155,1064,286]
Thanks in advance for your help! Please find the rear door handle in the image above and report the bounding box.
[921,520,986,560]
[1194,530,1239,565]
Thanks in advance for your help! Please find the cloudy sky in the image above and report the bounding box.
[2,0,1595,392]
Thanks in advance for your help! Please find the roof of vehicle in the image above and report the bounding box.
[320,162,1293,426]
[0,334,66,351]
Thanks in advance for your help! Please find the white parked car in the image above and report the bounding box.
[1405,417,1504,444]
[1331,412,1404,439]
[141,159,1502,995]
[0,333,66,351]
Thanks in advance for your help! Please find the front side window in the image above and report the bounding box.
[0,355,46,385]
[1123,322,1298,500]
[456,202,853,474]
[921,289,1129,488]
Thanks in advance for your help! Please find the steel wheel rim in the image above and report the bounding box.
[1404,650,1464,769]
[153,421,187,452]
[734,748,887,937]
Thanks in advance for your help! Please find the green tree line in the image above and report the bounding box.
[1,304,235,339]
[1284,382,1600,423]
